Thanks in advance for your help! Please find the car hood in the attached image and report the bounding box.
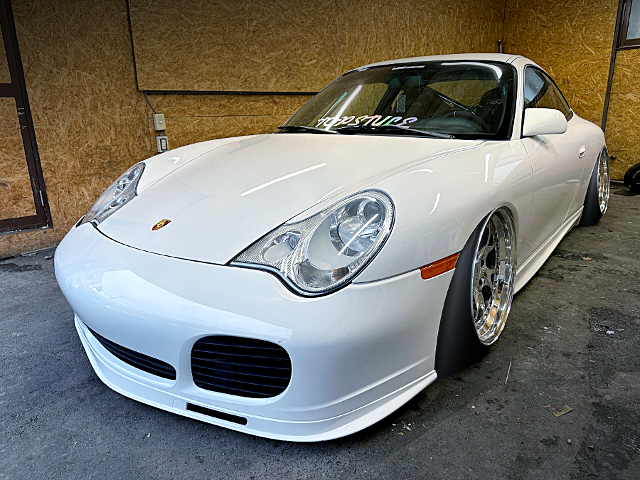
[98,134,482,264]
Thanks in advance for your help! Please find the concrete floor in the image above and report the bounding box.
[1,187,639,480]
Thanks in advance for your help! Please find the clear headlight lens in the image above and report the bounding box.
[79,162,145,226]
[232,191,394,295]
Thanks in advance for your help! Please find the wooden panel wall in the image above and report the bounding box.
[334,0,503,74]
[504,0,639,179]
[129,0,340,92]
[145,94,312,149]
[0,97,36,219]
[130,0,504,92]
[132,0,505,176]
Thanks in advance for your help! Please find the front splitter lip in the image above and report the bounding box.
[75,315,437,442]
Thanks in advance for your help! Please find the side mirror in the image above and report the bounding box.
[522,108,567,137]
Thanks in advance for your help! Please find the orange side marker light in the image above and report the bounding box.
[420,253,459,280]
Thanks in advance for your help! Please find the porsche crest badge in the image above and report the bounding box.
[152,219,171,231]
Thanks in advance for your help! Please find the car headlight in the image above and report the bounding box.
[232,191,394,296]
[79,162,145,226]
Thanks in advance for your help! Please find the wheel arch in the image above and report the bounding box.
[433,203,517,376]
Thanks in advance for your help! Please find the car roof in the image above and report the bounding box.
[352,53,532,71]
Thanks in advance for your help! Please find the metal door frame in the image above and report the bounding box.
[0,0,52,234]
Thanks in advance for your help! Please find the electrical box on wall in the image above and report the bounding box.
[156,136,169,153]
[153,113,166,131]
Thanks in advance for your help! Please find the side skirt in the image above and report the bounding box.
[515,207,583,293]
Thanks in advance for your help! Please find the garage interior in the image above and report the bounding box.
[1,0,639,478]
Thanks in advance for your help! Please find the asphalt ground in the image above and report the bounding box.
[1,186,639,479]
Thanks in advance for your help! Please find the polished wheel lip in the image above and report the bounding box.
[597,149,610,215]
[470,208,516,346]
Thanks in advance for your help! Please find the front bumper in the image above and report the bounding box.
[55,224,453,441]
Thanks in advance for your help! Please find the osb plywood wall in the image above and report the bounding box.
[0,97,36,219]
[129,0,339,92]
[334,0,503,73]
[503,0,638,178]
[130,0,504,92]
[134,0,504,151]
[145,94,312,150]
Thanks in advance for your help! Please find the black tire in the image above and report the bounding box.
[434,220,488,378]
[434,209,516,378]
[624,162,640,193]
[579,149,609,227]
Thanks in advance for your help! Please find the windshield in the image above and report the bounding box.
[282,61,516,140]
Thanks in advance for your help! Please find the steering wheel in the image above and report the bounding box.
[441,110,491,133]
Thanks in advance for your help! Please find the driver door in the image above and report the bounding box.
[521,67,584,253]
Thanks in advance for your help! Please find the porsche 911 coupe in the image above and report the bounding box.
[55,53,610,441]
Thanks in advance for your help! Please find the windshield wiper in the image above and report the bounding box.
[277,125,336,134]
[337,124,454,139]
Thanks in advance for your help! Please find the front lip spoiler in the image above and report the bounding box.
[75,314,438,442]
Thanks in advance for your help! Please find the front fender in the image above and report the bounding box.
[354,140,532,283]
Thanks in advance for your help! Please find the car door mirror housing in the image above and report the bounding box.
[522,108,568,137]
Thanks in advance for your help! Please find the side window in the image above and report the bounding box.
[523,67,572,120]
[618,0,640,49]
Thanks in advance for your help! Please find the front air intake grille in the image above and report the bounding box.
[191,336,292,398]
[89,327,176,380]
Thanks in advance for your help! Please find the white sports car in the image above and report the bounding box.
[55,53,609,441]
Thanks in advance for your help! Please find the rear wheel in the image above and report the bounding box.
[435,208,516,378]
[579,149,610,227]
[624,162,640,193]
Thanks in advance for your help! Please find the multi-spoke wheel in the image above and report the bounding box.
[471,209,516,345]
[435,208,517,377]
[597,150,610,215]
[580,148,610,227]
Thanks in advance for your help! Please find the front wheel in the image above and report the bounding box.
[435,208,517,378]
[579,148,610,227]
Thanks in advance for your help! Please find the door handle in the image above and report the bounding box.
[578,145,586,158]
